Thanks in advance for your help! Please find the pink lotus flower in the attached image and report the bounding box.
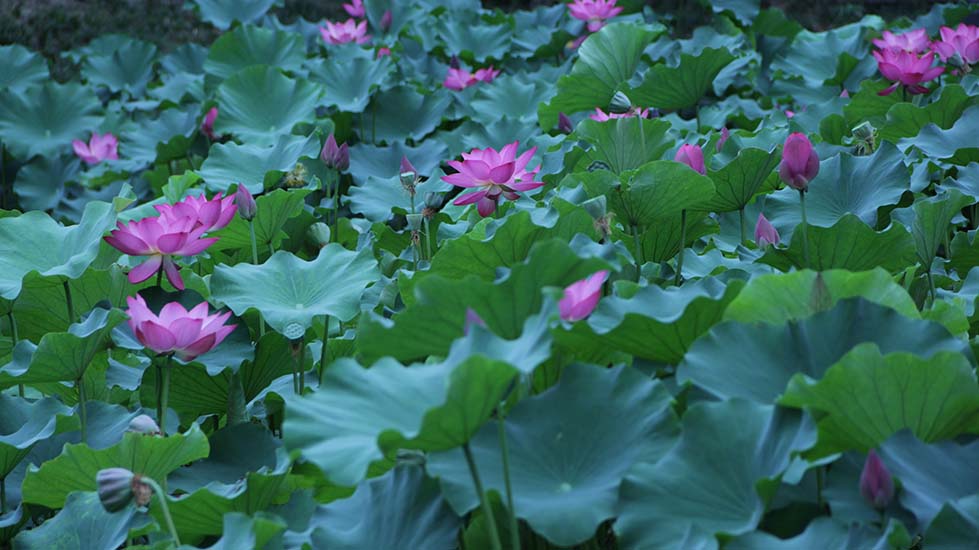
[442,142,544,217]
[72,132,119,165]
[568,0,623,32]
[589,107,650,122]
[343,0,365,18]
[105,215,218,290]
[377,47,391,58]
[859,449,895,510]
[674,144,705,175]
[779,133,819,191]
[156,193,237,233]
[200,107,218,140]
[126,293,235,361]
[872,28,931,54]
[716,127,730,152]
[559,270,610,321]
[754,213,779,247]
[932,23,979,66]
[873,48,944,95]
[320,19,371,45]
[443,66,500,90]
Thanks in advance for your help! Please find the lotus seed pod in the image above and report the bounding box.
[608,91,632,114]
[307,223,331,249]
[127,414,161,435]
[96,468,136,512]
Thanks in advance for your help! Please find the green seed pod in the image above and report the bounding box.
[96,467,135,512]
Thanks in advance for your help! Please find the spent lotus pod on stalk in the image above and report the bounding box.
[559,270,610,322]
[96,468,137,512]
[234,184,257,221]
[127,414,161,435]
[320,134,349,171]
[674,144,706,175]
[859,449,895,509]
[307,222,331,248]
[779,133,819,192]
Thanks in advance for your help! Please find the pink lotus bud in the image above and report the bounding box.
[234,184,257,221]
[778,133,819,191]
[559,270,610,322]
[716,127,730,152]
[400,155,417,178]
[380,10,393,32]
[840,89,850,98]
[201,107,218,140]
[674,144,705,175]
[859,449,895,510]
[463,308,486,335]
[376,47,391,58]
[321,134,349,171]
[754,213,779,247]
[558,112,574,134]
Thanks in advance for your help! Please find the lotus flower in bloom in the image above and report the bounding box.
[320,134,349,171]
[443,67,500,90]
[200,107,218,140]
[559,270,610,321]
[155,193,237,233]
[126,293,235,361]
[320,19,371,45]
[674,144,705,175]
[932,24,979,66]
[872,48,944,95]
[589,107,650,122]
[872,28,931,53]
[343,0,365,18]
[779,133,819,191]
[72,132,119,165]
[442,142,544,217]
[754,213,780,247]
[568,0,623,32]
[859,449,895,509]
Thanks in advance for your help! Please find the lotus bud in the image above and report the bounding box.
[464,308,487,335]
[308,222,331,248]
[96,468,136,512]
[320,134,349,171]
[778,133,819,191]
[400,156,418,195]
[127,414,161,435]
[558,112,574,134]
[400,155,417,179]
[674,144,706,175]
[234,185,257,221]
[608,91,632,114]
[851,121,877,155]
[840,89,850,98]
[449,55,461,70]
[380,10,392,32]
[859,449,895,509]
[716,126,730,152]
[559,271,610,321]
[754,213,779,247]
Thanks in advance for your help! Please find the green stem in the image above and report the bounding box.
[799,190,810,269]
[156,268,163,288]
[371,102,377,145]
[142,478,181,546]
[944,228,952,261]
[463,443,503,550]
[332,172,341,244]
[631,224,642,282]
[297,339,306,395]
[497,410,520,550]
[319,315,330,386]
[248,221,266,338]
[926,268,937,308]
[160,358,171,437]
[675,209,686,286]
[1,476,6,514]
[77,377,87,443]
[739,208,746,246]
[902,85,908,103]
[638,115,647,164]
[424,217,433,260]
[63,280,74,324]
[7,312,23,397]
[816,467,824,509]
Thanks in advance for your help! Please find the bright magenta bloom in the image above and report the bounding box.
[156,193,237,233]
[674,144,705,175]
[126,293,235,361]
[568,0,622,32]
[559,270,609,321]
[754,213,779,247]
[201,107,218,140]
[873,48,944,95]
[872,28,930,53]
[72,132,119,165]
[442,142,544,217]
[443,67,500,90]
[932,24,979,66]
[779,133,819,191]
[589,107,650,122]
[342,0,365,18]
[859,449,895,510]
[105,215,218,290]
[320,19,371,45]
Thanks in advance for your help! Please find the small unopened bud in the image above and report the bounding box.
[608,91,632,114]
[558,112,574,134]
[380,9,392,32]
[859,449,895,510]
[308,222,331,248]
[464,308,486,335]
[754,213,779,248]
[234,185,257,221]
[400,155,417,179]
[716,126,730,152]
[96,468,136,512]
[127,414,161,435]
[449,55,461,70]
[320,134,349,171]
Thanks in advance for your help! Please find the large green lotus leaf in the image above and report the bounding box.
[118,108,197,166]
[950,232,979,279]
[215,66,323,147]
[0,45,48,91]
[766,143,909,231]
[843,79,902,127]
[711,0,760,24]
[899,104,979,164]
[283,355,517,486]
[357,239,612,362]
[137,361,226,420]
[723,269,920,324]
[538,22,665,128]
[632,210,717,264]
[306,56,395,113]
[679,298,971,403]
[926,495,979,550]
[893,189,974,266]
[209,188,311,253]
[759,214,917,273]
[211,244,379,333]
[204,25,306,80]
[364,86,451,143]
[878,430,979,527]
[616,400,816,549]
[81,38,157,95]
[438,19,511,62]
[0,82,101,158]
[572,117,674,174]
[468,75,552,124]
[702,147,780,212]
[782,344,979,457]
[428,363,677,546]
[192,512,286,550]
[770,18,877,85]
[193,0,277,29]
[12,491,151,550]
[348,140,448,185]
[727,517,900,550]
[878,84,975,143]
[347,174,451,222]
[12,155,80,212]
[21,424,209,509]
[629,47,735,110]
[169,423,277,493]
[556,277,743,364]
[199,133,321,193]
[0,396,76,478]
[440,304,555,376]
[0,200,117,300]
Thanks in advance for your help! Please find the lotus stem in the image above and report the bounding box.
[319,315,330,386]
[424,217,433,260]
[248,221,266,338]
[675,209,687,286]
[816,467,824,509]
[463,443,503,550]
[142,477,180,546]
[631,224,642,282]
[1,476,6,514]
[332,171,341,244]
[926,269,937,308]
[739,208,746,246]
[497,409,520,550]
[77,377,87,443]
[799,190,810,269]
[638,115,647,166]
[63,280,74,324]
[161,358,171,437]
[7,311,23,397]
[297,339,306,395]
[156,268,163,288]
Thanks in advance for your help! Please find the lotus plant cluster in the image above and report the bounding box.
[870,24,979,96]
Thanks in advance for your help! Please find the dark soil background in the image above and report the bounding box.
[0,0,961,82]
